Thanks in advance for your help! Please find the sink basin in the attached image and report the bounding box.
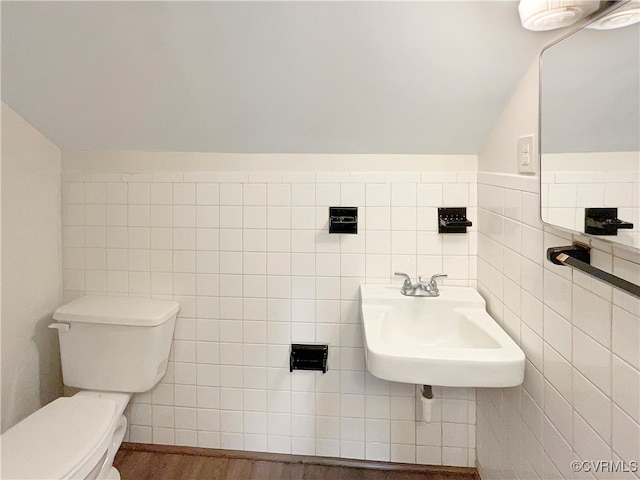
[360,285,525,387]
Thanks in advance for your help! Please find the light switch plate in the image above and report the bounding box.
[518,134,536,174]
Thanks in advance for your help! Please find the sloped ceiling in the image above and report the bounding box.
[1,1,556,154]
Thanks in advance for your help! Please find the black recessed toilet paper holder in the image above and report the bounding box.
[290,344,328,373]
[329,207,358,234]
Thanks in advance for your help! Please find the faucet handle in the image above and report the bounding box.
[429,273,448,286]
[394,272,412,286]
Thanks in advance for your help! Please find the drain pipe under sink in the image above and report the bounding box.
[420,385,434,423]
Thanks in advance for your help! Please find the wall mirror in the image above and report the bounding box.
[539,4,640,250]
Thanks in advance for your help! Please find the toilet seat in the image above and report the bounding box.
[1,396,116,479]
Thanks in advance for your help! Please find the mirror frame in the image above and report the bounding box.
[538,0,639,252]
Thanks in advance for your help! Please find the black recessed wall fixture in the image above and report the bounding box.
[290,344,328,373]
[438,207,472,234]
[584,207,634,235]
[329,207,358,234]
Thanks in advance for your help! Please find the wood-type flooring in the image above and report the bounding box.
[114,444,478,480]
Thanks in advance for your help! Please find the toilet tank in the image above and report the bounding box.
[52,296,179,393]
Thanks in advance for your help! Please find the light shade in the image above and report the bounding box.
[518,0,600,31]
[586,1,640,30]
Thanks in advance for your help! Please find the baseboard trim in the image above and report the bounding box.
[120,442,478,477]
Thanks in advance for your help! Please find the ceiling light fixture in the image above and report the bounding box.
[518,0,600,31]
[586,1,640,29]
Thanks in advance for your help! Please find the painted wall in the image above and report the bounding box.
[476,62,640,479]
[61,152,478,466]
[2,2,555,155]
[1,103,63,432]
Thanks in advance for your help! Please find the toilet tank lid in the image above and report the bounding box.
[53,295,180,326]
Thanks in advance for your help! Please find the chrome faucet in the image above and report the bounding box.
[394,272,448,297]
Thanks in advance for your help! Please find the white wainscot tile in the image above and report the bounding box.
[605,182,634,207]
[366,183,391,207]
[543,269,572,320]
[573,368,612,446]
[521,324,543,372]
[576,183,605,207]
[196,183,219,205]
[543,343,572,402]
[612,405,640,464]
[572,412,612,469]
[573,327,612,396]
[547,184,577,208]
[173,183,196,205]
[417,184,443,207]
[391,183,417,207]
[442,183,468,206]
[219,183,243,205]
[612,305,640,369]
[612,356,640,423]
[243,183,266,206]
[572,284,612,349]
[543,306,571,361]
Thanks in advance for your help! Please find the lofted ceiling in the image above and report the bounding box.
[1,1,556,154]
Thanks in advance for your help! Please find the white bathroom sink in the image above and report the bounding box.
[360,285,525,387]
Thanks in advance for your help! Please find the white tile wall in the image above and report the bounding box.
[62,169,478,466]
[477,172,640,480]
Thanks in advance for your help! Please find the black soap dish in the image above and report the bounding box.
[584,208,634,236]
[438,207,472,234]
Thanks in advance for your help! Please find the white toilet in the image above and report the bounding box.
[1,295,179,480]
